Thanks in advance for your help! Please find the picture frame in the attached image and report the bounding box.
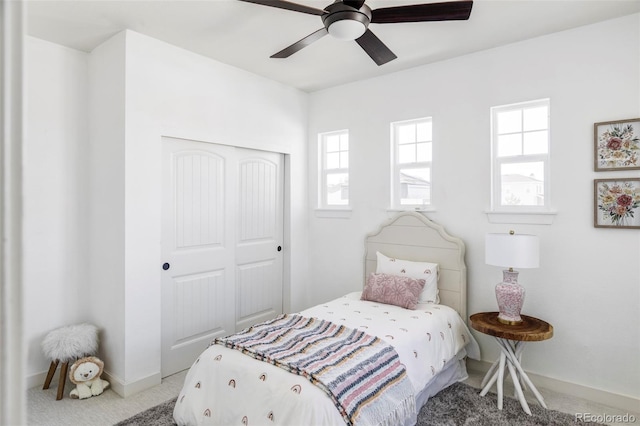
[594,118,640,171]
[594,178,640,229]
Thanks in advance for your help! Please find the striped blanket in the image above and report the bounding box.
[214,314,415,426]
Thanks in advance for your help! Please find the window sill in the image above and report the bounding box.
[387,207,436,213]
[485,210,557,225]
[315,208,352,219]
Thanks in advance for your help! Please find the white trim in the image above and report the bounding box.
[102,370,162,398]
[387,207,437,213]
[485,210,557,225]
[318,129,350,209]
[314,208,352,218]
[27,367,162,399]
[467,358,640,414]
[490,99,551,212]
[159,133,291,156]
[282,154,292,314]
[1,2,25,424]
[390,117,433,209]
[26,372,48,391]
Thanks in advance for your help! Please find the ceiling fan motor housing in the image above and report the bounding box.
[322,2,372,40]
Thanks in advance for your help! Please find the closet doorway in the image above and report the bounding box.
[161,137,284,377]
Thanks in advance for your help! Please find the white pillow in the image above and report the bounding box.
[375,251,439,303]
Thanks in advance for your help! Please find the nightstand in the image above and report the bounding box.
[469,312,554,416]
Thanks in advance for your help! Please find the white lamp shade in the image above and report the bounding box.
[328,20,366,40]
[485,233,540,269]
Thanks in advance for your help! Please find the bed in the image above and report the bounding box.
[173,212,479,426]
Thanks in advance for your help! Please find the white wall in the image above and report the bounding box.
[24,38,90,381]
[307,14,640,401]
[25,30,310,393]
[89,30,310,393]
[87,31,127,383]
[24,12,639,406]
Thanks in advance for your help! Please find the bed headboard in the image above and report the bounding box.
[364,212,468,321]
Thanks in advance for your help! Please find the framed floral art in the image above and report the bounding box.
[594,118,640,171]
[594,178,640,229]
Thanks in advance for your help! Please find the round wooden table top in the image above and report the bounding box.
[470,312,554,342]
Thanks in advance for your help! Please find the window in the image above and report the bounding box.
[491,99,550,211]
[391,117,432,209]
[319,130,349,208]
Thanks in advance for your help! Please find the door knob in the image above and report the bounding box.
[162,263,170,270]
[277,246,282,252]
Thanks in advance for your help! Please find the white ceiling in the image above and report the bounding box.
[26,0,640,92]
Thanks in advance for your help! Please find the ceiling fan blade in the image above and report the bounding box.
[371,0,473,23]
[355,29,397,66]
[238,0,327,16]
[342,0,366,9]
[271,28,329,58]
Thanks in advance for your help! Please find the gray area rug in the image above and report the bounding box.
[116,382,603,425]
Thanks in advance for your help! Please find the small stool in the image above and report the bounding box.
[41,323,98,400]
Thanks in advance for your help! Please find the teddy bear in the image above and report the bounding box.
[68,356,110,399]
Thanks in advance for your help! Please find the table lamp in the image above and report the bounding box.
[485,231,540,325]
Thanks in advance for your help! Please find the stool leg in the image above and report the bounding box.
[56,361,69,400]
[43,360,59,390]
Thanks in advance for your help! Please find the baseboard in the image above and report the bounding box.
[466,358,640,414]
[27,368,161,398]
[102,370,161,398]
[27,371,49,390]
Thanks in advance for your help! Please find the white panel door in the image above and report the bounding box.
[235,148,283,330]
[161,138,236,377]
[161,138,283,377]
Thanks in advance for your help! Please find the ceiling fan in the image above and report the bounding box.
[238,0,473,66]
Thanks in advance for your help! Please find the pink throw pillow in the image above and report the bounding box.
[361,273,426,310]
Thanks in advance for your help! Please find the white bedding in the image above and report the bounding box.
[173,292,479,426]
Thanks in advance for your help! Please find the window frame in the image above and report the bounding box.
[390,117,434,210]
[490,99,551,213]
[318,129,350,209]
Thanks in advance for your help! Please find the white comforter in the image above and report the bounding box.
[173,292,479,426]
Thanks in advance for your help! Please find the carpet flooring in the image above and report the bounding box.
[116,382,604,425]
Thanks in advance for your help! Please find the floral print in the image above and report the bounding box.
[597,122,640,169]
[597,180,640,226]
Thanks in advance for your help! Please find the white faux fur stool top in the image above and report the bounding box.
[41,323,98,362]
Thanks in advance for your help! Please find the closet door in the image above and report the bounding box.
[235,148,284,331]
[161,138,283,377]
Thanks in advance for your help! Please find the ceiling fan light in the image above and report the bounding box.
[328,19,366,40]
